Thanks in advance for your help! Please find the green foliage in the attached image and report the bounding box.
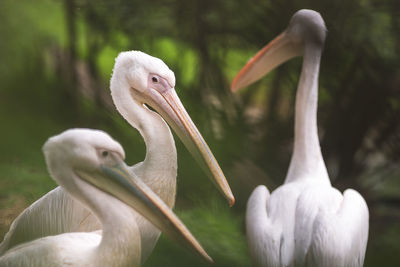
[146,199,250,266]
[0,0,400,266]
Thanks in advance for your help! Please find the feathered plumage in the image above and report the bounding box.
[232,10,369,267]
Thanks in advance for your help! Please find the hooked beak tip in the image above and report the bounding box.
[229,196,235,207]
[231,61,253,92]
[230,81,239,93]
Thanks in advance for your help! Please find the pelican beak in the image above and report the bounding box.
[231,32,301,92]
[77,161,213,263]
[133,76,235,206]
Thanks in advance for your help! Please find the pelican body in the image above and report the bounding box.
[0,129,212,266]
[0,52,234,263]
[232,10,369,267]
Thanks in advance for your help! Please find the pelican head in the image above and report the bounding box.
[286,9,326,46]
[43,129,213,263]
[111,51,234,206]
[231,9,326,91]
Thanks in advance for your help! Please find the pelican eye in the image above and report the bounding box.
[102,151,109,157]
[152,76,158,83]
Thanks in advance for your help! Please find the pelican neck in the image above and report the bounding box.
[60,172,141,267]
[284,43,329,184]
[114,85,177,207]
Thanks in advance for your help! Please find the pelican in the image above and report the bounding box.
[0,128,212,266]
[231,10,369,267]
[0,51,234,263]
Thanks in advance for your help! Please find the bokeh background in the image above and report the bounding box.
[1,0,399,266]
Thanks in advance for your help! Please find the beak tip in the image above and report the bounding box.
[222,184,235,206]
[207,255,214,264]
[230,82,237,92]
[230,78,241,93]
[229,196,235,207]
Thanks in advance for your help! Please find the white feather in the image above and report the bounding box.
[243,10,369,267]
[0,129,142,267]
[0,52,178,265]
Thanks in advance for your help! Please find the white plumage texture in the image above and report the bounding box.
[113,50,176,92]
[247,183,368,267]
[44,128,125,159]
[0,129,143,267]
[236,9,369,267]
[1,232,102,267]
[0,51,180,264]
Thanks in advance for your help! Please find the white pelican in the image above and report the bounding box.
[231,10,369,267]
[0,51,234,263]
[0,128,212,266]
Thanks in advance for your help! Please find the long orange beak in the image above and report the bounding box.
[231,32,301,92]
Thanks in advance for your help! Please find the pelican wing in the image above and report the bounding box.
[0,231,103,267]
[246,185,282,267]
[300,188,369,267]
[0,187,97,255]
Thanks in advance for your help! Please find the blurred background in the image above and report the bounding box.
[0,0,399,266]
